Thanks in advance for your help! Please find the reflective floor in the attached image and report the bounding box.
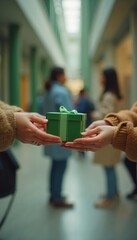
[0,144,137,240]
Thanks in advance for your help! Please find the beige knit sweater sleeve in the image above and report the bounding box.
[111,121,137,161]
[0,101,23,151]
[104,102,137,161]
[104,102,137,126]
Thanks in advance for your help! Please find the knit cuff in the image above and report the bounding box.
[0,110,16,151]
[0,101,23,112]
[6,110,16,140]
[12,106,23,112]
[104,114,121,126]
[112,122,128,151]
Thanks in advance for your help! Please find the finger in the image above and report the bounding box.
[64,142,78,146]
[35,135,61,143]
[21,139,60,146]
[82,128,100,137]
[86,123,98,131]
[64,142,91,148]
[33,136,61,145]
[28,138,61,146]
[86,125,94,131]
[30,114,48,125]
[73,136,99,144]
[62,145,97,152]
[43,141,61,145]
[31,113,46,119]
[28,122,61,142]
[30,141,41,146]
[33,122,46,128]
[42,133,61,141]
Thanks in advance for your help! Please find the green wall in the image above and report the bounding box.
[9,24,21,106]
[80,0,98,90]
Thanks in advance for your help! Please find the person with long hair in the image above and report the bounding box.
[43,66,74,208]
[91,68,122,208]
[64,67,122,208]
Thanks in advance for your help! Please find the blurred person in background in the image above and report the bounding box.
[82,100,137,200]
[76,88,95,128]
[64,67,123,208]
[124,155,137,200]
[0,101,61,151]
[42,66,74,209]
[88,68,122,208]
[75,88,95,157]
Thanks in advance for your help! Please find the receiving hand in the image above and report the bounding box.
[62,125,117,152]
[15,112,61,146]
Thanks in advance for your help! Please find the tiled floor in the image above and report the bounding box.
[0,144,137,240]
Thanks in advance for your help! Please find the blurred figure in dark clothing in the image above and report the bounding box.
[76,88,95,127]
[76,88,95,157]
[124,155,137,200]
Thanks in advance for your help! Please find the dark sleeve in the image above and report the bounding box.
[88,101,95,112]
[77,99,95,114]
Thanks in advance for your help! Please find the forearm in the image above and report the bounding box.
[112,121,137,161]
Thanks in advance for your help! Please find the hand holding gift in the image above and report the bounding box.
[63,120,117,151]
[46,106,87,142]
[15,112,61,146]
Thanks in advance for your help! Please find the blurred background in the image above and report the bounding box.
[1,0,137,239]
[1,0,137,109]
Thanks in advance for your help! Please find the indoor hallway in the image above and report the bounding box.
[0,144,137,240]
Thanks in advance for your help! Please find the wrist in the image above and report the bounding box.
[14,112,19,137]
[110,126,118,144]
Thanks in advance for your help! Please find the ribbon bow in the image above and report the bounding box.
[60,106,78,114]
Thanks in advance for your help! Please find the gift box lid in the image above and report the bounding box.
[46,112,86,121]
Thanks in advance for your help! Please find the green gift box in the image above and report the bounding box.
[46,106,87,142]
